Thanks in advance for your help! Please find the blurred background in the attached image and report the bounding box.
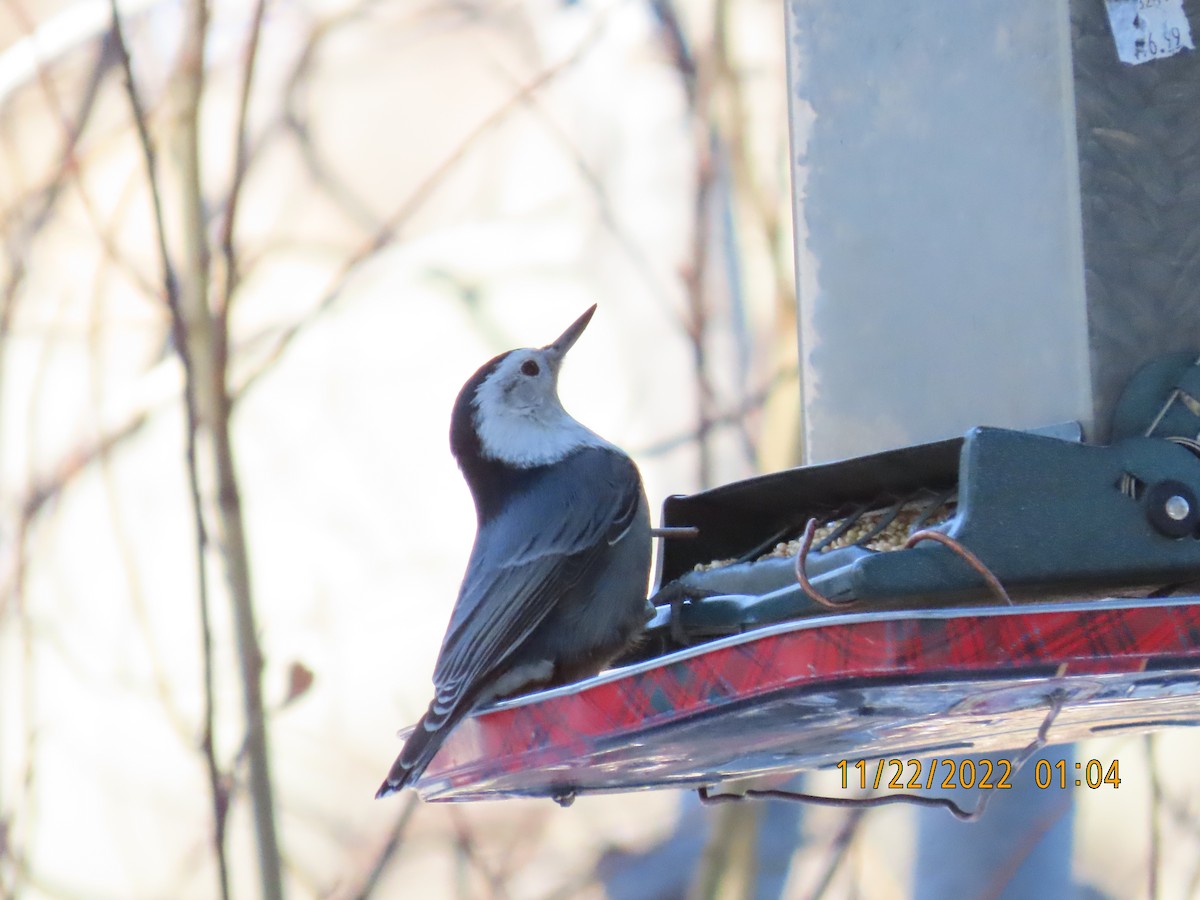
[0,0,1198,897]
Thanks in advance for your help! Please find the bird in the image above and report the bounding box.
[376,305,653,798]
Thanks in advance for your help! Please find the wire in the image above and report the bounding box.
[812,503,870,552]
[697,690,1066,821]
[904,530,1014,606]
[853,495,911,546]
[793,518,858,609]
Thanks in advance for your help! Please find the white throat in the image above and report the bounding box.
[473,383,610,468]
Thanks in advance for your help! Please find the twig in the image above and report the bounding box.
[1,12,158,301]
[681,129,717,490]
[709,0,801,471]
[234,21,606,403]
[1150,767,1200,896]
[633,367,796,458]
[656,0,746,488]
[86,255,191,743]
[216,0,269,319]
[107,4,232,897]
[496,69,679,311]
[1147,734,1161,900]
[493,809,551,889]
[689,799,759,900]
[175,0,285,895]
[493,67,777,469]
[0,278,74,898]
[448,808,510,900]
[0,5,125,472]
[808,808,867,900]
[278,8,383,234]
[977,794,1073,900]
[344,792,420,900]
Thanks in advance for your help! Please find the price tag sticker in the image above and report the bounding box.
[1104,0,1195,65]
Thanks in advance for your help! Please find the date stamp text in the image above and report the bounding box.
[836,758,1122,791]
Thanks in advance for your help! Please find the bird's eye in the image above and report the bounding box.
[521,360,540,377]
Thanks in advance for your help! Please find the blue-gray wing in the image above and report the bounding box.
[429,447,642,719]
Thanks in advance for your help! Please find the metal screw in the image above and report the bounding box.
[1165,495,1191,521]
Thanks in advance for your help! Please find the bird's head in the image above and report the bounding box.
[450,305,609,471]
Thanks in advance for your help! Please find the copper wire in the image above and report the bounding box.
[793,518,859,609]
[904,529,1014,606]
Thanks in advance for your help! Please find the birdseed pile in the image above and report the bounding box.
[693,500,957,572]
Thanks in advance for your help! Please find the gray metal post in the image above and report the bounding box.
[786,0,1200,462]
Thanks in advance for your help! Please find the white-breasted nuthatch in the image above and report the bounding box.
[376,305,652,797]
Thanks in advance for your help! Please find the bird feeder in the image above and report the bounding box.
[407,0,1200,801]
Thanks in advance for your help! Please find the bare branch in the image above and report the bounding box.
[448,808,510,899]
[634,365,796,458]
[1147,735,1162,900]
[496,70,679,310]
[809,809,867,899]
[174,0,285,895]
[233,22,606,402]
[216,0,269,317]
[107,3,232,897]
[0,288,76,898]
[339,794,420,900]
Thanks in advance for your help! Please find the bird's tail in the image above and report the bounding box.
[375,696,474,799]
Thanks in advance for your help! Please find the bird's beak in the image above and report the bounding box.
[544,304,597,361]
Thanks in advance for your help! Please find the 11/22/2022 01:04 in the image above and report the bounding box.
[837,758,1123,791]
